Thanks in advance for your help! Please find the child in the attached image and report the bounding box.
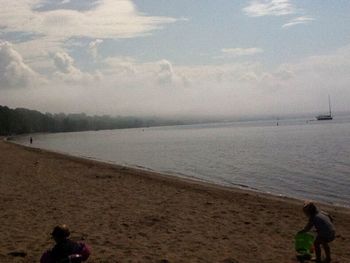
[40,225,90,263]
[299,202,335,263]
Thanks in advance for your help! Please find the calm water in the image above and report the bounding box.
[16,117,350,206]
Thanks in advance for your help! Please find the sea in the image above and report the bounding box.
[15,117,350,207]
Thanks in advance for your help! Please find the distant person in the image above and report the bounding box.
[40,225,90,263]
[30,137,33,144]
[299,202,335,263]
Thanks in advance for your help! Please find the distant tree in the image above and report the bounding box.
[0,105,185,136]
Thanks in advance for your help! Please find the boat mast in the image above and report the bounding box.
[328,95,332,116]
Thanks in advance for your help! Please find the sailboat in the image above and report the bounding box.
[316,95,333,121]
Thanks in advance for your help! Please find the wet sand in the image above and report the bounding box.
[0,139,349,262]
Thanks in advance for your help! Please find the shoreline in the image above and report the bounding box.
[8,139,283,201]
[1,139,349,262]
[4,139,320,208]
[8,138,349,210]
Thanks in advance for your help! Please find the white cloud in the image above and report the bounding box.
[243,1,315,29]
[53,52,77,74]
[102,56,137,76]
[100,57,178,87]
[0,0,181,68]
[87,45,350,116]
[157,59,174,85]
[0,41,42,89]
[88,39,103,59]
[52,51,101,83]
[0,0,179,41]
[282,16,315,28]
[221,47,263,57]
[1,40,350,117]
[243,0,295,17]
[13,36,64,71]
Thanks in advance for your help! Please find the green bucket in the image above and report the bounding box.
[295,232,315,255]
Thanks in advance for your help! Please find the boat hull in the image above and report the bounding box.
[316,115,333,121]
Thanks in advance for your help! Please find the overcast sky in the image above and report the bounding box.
[1,0,350,117]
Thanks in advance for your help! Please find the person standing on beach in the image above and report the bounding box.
[40,225,90,263]
[299,202,335,263]
[30,137,33,144]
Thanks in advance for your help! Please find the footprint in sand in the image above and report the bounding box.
[221,258,239,263]
[7,251,27,258]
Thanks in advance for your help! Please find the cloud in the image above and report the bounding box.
[1,39,350,118]
[243,0,295,17]
[102,56,137,76]
[282,16,315,28]
[220,47,264,57]
[157,59,174,85]
[53,52,77,74]
[91,45,350,116]
[52,51,101,83]
[88,39,103,59]
[0,41,41,89]
[100,57,177,87]
[0,0,179,41]
[243,1,315,29]
[0,0,181,67]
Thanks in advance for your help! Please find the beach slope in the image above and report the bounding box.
[0,140,349,262]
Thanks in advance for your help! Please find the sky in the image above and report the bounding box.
[0,0,350,118]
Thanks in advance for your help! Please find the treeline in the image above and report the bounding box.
[0,105,184,136]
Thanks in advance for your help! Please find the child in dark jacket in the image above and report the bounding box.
[41,225,90,263]
[299,202,335,263]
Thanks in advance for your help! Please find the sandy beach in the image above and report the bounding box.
[0,139,349,263]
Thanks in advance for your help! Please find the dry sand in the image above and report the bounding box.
[0,139,349,263]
